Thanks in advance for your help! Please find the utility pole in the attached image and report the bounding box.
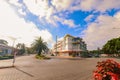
[8,36,20,67]
[12,38,16,67]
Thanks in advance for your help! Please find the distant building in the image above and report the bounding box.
[52,34,87,56]
[0,39,13,56]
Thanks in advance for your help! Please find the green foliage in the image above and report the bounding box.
[80,51,89,58]
[35,54,50,60]
[26,47,34,54]
[0,39,8,45]
[102,37,120,55]
[89,48,102,57]
[31,37,48,56]
[51,54,54,56]
[72,53,76,57]
[16,43,26,55]
[0,55,14,60]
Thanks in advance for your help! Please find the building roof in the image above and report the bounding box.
[64,34,74,39]
[0,44,13,49]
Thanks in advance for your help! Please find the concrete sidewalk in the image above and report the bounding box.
[0,59,13,68]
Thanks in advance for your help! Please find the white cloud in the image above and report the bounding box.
[114,12,120,20]
[0,0,54,47]
[96,0,120,12]
[23,0,47,16]
[85,15,94,22]
[9,0,22,7]
[23,0,77,28]
[8,0,26,17]
[18,9,26,16]
[23,0,55,19]
[52,15,76,28]
[80,0,96,11]
[71,0,120,12]
[82,13,120,50]
[62,19,76,28]
[51,0,73,12]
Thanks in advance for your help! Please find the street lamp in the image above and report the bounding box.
[8,36,20,67]
[12,39,16,67]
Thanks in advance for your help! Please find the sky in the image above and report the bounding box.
[0,0,120,50]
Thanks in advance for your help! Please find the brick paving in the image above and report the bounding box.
[0,55,120,80]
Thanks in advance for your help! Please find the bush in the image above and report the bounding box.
[0,55,14,60]
[93,59,120,80]
[51,54,54,56]
[35,54,50,60]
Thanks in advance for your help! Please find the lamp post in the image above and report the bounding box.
[10,37,17,67]
[12,38,16,67]
[8,36,20,67]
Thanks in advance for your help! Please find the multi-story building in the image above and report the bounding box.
[52,34,87,56]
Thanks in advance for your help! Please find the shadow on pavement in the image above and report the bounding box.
[0,66,34,77]
[0,66,14,69]
[15,67,34,77]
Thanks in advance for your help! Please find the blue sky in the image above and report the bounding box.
[0,0,120,50]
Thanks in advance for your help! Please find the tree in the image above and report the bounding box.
[16,43,26,55]
[31,37,48,56]
[26,47,34,55]
[0,39,8,45]
[102,37,120,56]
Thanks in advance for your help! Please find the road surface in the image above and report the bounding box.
[0,55,119,80]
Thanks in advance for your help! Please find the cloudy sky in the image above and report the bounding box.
[0,0,120,50]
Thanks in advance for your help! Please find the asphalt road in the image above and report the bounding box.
[0,55,120,80]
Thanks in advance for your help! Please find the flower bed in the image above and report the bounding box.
[93,59,120,80]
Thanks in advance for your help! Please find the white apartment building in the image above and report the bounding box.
[52,34,87,56]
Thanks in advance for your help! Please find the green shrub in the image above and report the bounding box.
[0,55,14,60]
[35,54,50,60]
[51,54,54,56]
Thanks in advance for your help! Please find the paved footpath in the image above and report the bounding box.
[0,55,120,80]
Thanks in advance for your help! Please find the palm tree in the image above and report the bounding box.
[16,43,26,55]
[31,37,48,56]
[0,39,8,45]
[16,43,21,49]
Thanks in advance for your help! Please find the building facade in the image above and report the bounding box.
[0,39,13,56]
[52,34,87,56]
